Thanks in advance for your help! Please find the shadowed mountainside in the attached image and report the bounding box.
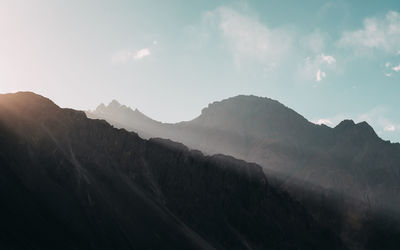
[88,95,400,249]
[0,92,344,250]
[88,95,400,213]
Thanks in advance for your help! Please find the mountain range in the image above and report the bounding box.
[88,95,400,249]
[0,92,345,250]
[88,95,400,211]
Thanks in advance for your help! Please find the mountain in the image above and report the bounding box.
[88,95,400,211]
[88,100,163,139]
[0,92,344,250]
[88,95,400,249]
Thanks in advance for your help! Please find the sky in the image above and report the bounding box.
[0,0,399,142]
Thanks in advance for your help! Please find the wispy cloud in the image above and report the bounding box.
[316,69,326,82]
[134,48,150,60]
[204,7,292,69]
[384,61,400,75]
[392,64,400,72]
[338,11,400,54]
[312,114,348,127]
[300,54,336,82]
[111,48,151,64]
[314,118,333,126]
[198,6,344,83]
[321,54,336,64]
[384,124,396,132]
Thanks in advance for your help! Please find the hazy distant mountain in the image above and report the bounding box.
[89,95,400,210]
[88,95,400,249]
[87,100,163,138]
[0,92,343,250]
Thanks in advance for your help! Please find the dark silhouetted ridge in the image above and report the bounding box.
[0,92,345,250]
[335,119,356,130]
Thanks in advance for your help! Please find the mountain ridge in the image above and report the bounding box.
[0,92,344,249]
[88,93,400,249]
[90,94,397,144]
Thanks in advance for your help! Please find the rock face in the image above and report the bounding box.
[88,95,400,249]
[0,92,344,250]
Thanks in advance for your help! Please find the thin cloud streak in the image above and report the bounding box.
[111,48,151,64]
[204,7,292,69]
[338,11,400,54]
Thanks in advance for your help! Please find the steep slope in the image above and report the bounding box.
[0,92,343,250]
[88,95,400,249]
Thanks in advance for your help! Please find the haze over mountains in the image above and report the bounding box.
[88,95,400,249]
[0,91,399,249]
[88,95,400,211]
[3,0,400,249]
[0,92,346,250]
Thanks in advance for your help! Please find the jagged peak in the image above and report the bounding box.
[95,103,107,112]
[108,99,122,108]
[334,119,379,141]
[356,121,372,128]
[334,119,356,130]
[90,99,161,126]
[335,119,375,132]
[94,99,136,114]
[355,121,378,137]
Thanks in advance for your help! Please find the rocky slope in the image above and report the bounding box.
[88,95,400,249]
[0,92,344,250]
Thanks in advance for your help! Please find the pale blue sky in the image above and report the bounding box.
[0,0,399,142]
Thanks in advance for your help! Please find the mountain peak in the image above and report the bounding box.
[214,94,282,107]
[191,94,311,139]
[95,103,106,112]
[0,91,59,113]
[355,121,378,138]
[0,91,54,103]
[198,95,291,119]
[109,99,121,108]
[334,119,379,142]
[94,99,124,113]
[87,98,161,137]
[335,119,356,130]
